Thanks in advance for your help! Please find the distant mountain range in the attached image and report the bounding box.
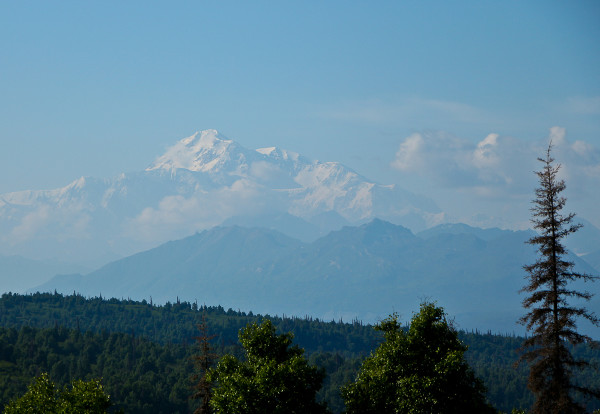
[0,130,442,266]
[32,220,600,336]
[2,129,598,336]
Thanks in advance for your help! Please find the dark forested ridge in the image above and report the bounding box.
[0,292,374,413]
[1,293,599,413]
[0,292,376,355]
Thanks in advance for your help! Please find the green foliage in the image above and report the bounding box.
[0,325,191,413]
[3,373,57,414]
[309,352,363,414]
[60,378,112,413]
[208,319,329,413]
[342,303,495,413]
[3,372,111,414]
[0,292,376,355]
[1,293,599,412]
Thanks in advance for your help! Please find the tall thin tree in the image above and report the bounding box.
[191,314,218,414]
[519,143,599,413]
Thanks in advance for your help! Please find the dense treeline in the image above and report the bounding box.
[1,292,599,412]
[0,325,361,413]
[0,325,190,413]
[0,292,376,356]
[0,292,369,413]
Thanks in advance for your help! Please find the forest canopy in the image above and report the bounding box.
[0,293,599,413]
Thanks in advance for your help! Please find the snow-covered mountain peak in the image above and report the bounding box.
[256,147,276,156]
[0,129,444,264]
[147,130,311,177]
[185,129,228,147]
[67,176,87,190]
[146,129,241,173]
[256,146,301,163]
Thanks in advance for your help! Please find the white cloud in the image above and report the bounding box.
[125,179,288,242]
[8,202,92,244]
[549,126,567,146]
[391,127,600,193]
[390,127,600,227]
[248,161,295,188]
[391,131,509,190]
[390,133,425,171]
[472,133,500,169]
[10,205,51,243]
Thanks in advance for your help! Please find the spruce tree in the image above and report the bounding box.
[191,315,217,414]
[519,143,599,413]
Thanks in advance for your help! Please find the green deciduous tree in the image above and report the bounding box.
[3,373,58,414]
[342,302,495,414]
[519,144,599,413]
[208,319,329,414]
[61,378,113,413]
[3,372,112,414]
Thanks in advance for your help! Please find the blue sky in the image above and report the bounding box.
[1,1,599,228]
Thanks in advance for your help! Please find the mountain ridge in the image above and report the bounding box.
[0,130,442,265]
[31,219,600,336]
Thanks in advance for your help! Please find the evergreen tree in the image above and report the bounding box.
[191,315,218,414]
[208,319,329,414]
[342,302,495,414]
[519,143,599,413]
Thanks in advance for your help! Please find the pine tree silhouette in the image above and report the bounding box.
[519,143,599,413]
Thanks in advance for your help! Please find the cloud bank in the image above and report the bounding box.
[125,179,290,243]
[391,127,600,227]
